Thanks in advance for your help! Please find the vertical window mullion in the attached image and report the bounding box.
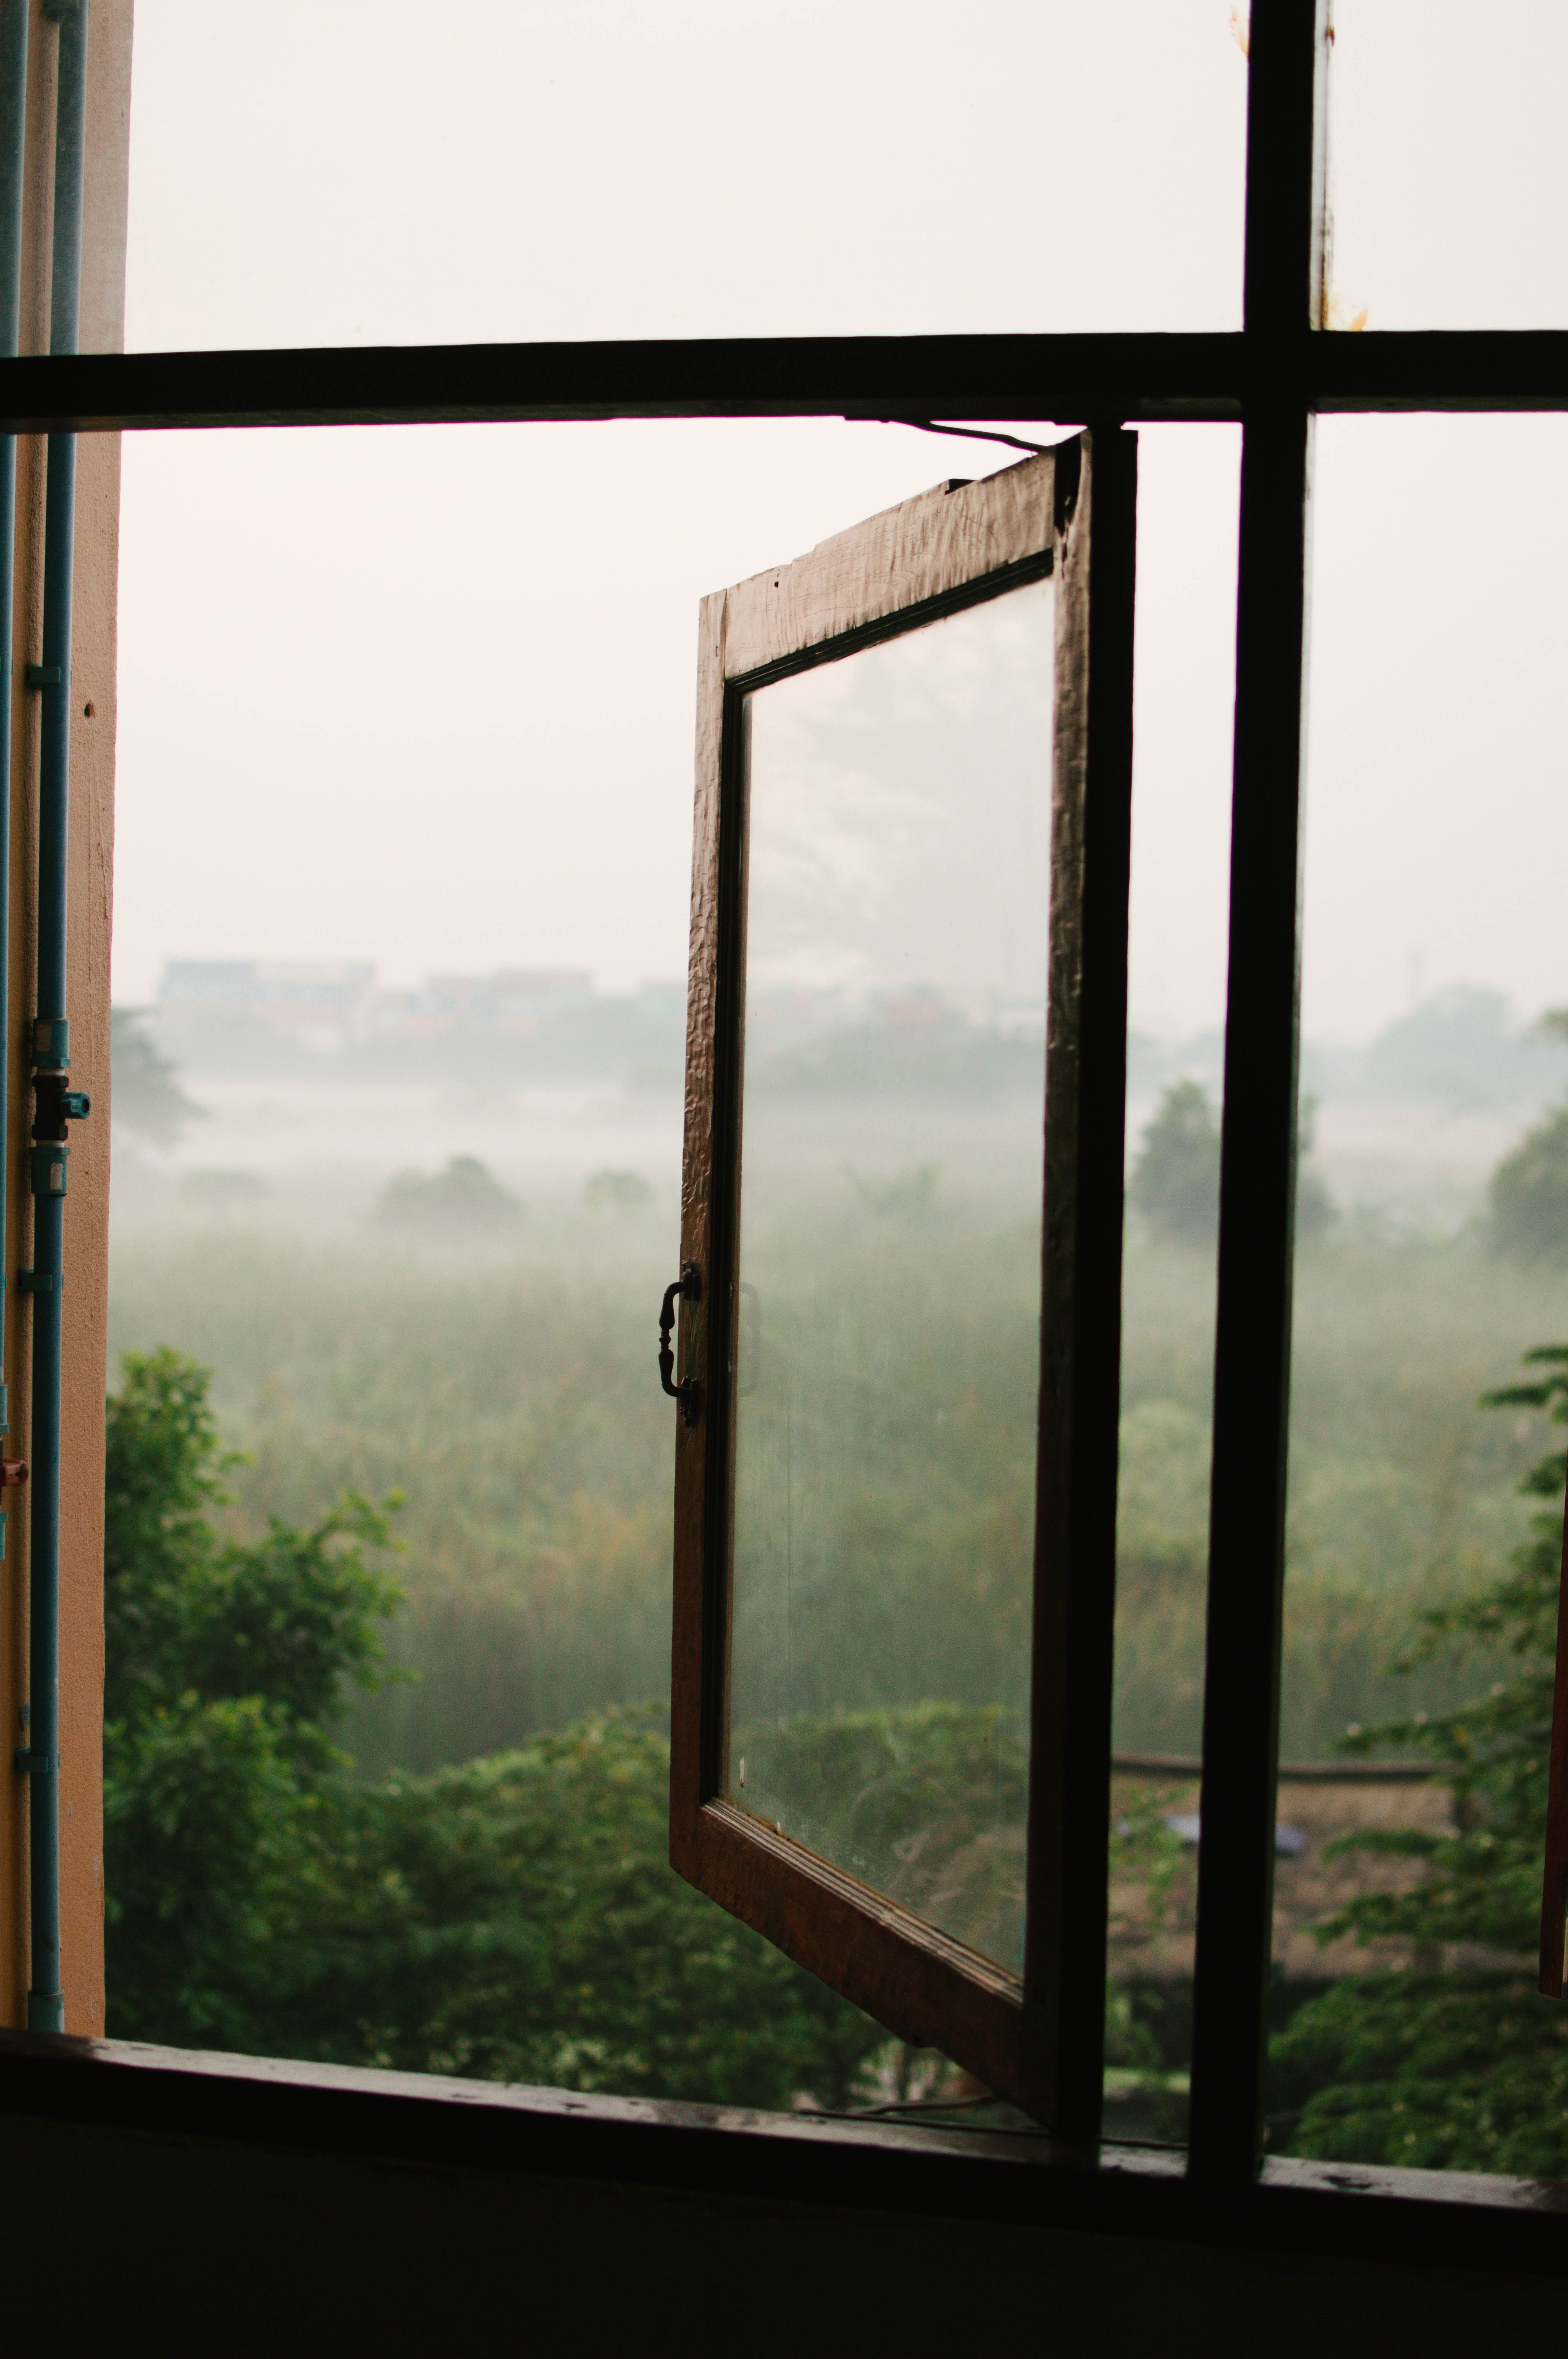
[1188,0,1328,2182]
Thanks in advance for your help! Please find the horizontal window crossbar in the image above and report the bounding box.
[0,331,1561,433]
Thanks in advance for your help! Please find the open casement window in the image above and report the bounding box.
[668,431,1137,2128]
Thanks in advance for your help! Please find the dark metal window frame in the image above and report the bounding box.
[5,0,1566,2228]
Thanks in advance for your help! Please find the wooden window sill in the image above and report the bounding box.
[0,2028,1564,2278]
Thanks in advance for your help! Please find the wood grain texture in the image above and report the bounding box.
[693,1801,1024,2103]
[668,587,725,1866]
[1025,431,1138,2134]
[719,456,1056,682]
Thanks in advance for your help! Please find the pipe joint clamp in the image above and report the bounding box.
[27,1144,67,1198]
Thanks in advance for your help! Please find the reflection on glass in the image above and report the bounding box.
[1327,0,1568,329]
[728,581,1054,1976]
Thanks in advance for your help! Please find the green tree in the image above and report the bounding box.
[109,1007,204,1149]
[103,1347,402,2048]
[1491,1106,1568,1262]
[277,1712,881,2105]
[102,1349,888,2106]
[373,1154,523,1238]
[1131,1080,1333,1248]
[1131,1080,1220,1244]
[1488,1007,1568,1262]
[1273,1344,1568,2174]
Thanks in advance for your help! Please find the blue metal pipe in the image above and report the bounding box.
[0,0,34,1474]
[26,0,90,2037]
[45,0,85,357]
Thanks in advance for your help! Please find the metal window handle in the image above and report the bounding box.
[658,1261,702,1425]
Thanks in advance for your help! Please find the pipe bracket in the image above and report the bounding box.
[30,1016,67,1067]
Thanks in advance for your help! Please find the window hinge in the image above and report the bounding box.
[14,1750,57,1775]
[24,663,62,688]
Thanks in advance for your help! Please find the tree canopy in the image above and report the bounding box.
[108,1008,204,1150]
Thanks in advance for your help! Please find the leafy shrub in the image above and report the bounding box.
[1274,1344,1568,2173]
[104,1347,403,2051]
[281,1710,884,2104]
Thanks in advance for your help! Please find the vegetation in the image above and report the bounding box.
[1129,1080,1332,1250]
[1492,1105,1568,1262]
[1273,1344,1568,2175]
[1129,1080,1220,1245]
[105,1071,1568,2145]
[373,1154,524,1239]
[103,1346,887,2104]
[106,1206,1559,1777]
[104,1347,403,2049]
[583,1167,654,1211]
[1487,1010,1568,1262]
[109,1007,205,1149]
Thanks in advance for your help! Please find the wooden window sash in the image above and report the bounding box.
[669,429,1137,2128]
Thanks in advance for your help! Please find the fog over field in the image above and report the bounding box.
[105,969,1568,1784]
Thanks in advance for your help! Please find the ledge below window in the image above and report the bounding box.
[0,2027,1564,2282]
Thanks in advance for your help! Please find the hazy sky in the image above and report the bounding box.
[107,2,1568,1045]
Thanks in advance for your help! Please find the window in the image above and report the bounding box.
[7,0,1568,2259]
[669,438,1134,2119]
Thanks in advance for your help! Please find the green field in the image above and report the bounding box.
[106,1205,1561,1781]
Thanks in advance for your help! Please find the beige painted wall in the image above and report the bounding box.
[0,0,131,2032]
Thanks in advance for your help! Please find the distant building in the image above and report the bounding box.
[156,960,607,1049]
[421,970,593,1035]
[158,959,378,1052]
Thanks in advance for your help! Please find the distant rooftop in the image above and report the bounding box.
[153,961,681,1050]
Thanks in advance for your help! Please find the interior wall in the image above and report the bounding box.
[2,2111,1559,2359]
[0,0,131,2032]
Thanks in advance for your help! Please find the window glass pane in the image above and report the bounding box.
[1272,416,1568,2176]
[1326,0,1568,329]
[108,417,1045,2102]
[728,582,1054,1976]
[1110,422,1239,2143]
[114,0,1247,354]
